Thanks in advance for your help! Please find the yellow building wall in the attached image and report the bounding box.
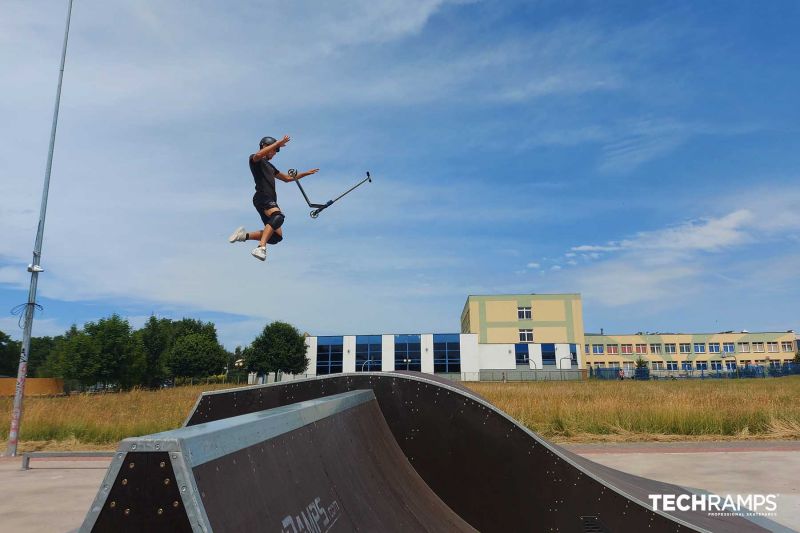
[533,327,570,343]
[533,300,566,321]
[484,300,517,322]
[486,327,521,344]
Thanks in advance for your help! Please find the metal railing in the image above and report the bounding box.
[21,451,115,470]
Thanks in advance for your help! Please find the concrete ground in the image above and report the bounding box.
[1,441,798,532]
[564,441,800,532]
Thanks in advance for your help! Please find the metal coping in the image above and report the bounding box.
[130,389,373,467]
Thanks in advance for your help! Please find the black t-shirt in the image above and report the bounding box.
[249,155,279,201]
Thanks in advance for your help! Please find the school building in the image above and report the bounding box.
[301,293,797,381]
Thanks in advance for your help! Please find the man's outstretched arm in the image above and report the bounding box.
[277,168,319,182]
[252,134,290,161]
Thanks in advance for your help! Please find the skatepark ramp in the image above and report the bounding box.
[81,372,775,532]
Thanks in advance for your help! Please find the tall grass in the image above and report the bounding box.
[466,377,800,442]
[0,384,240,449]
[1,378,799,450]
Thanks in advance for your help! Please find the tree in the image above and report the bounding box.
[135,316,172,388]
[29,335,61,377]
[166,333,227,379]
[0,330,21,377]
[245,321,308,380]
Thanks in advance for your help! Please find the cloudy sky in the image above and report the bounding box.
[2,0,799,349]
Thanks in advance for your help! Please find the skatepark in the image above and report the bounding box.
[53,372,788,532]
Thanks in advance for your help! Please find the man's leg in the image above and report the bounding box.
[251,207,284,261]
[258,207,282,247]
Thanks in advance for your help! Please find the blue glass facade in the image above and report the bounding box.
[433,334,461,373]
[394,334,421,371]
[356,335,382,371]
[316,336,343,375]
[514,344,529,365]
[541,343,556,366]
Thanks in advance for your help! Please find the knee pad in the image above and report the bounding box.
[267,211,285,230]
[267,233,283,245]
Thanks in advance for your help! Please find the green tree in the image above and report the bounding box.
[29,335,61,377]
[135,316,172,387]
[84,314,144,388]
[56,329,102,386]
[166,333,227,379]
[245,321,308,380]
[0,330,21,377]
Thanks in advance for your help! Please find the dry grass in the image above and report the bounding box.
[1,377,799,450]
[0,384,243,450]
[465,376,800,443]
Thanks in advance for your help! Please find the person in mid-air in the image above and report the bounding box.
[229,135,319,261]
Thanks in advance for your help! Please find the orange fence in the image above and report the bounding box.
[0,378,64,396]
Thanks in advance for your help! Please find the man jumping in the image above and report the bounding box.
[228,135,319,261]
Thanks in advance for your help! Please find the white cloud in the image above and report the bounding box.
[526,262,540,269]
[554,185,800,309]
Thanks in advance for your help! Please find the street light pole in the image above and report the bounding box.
[6,0,74,457]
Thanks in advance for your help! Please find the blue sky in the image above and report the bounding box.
[2,0,799,349]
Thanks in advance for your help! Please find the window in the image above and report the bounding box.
[635,344,647,354]
[666,361,678,370]
[541,343,556,366]
[711,361,722,371]
[623,361,634,370]
[514,344,530,365]
[682,361,693,370]
[355,335,382,372]
[665,343,676,354]
[592,344,604,354]
[709,343,720,353]
[650,344,662,354]
[570,344,578,366]
[595,362,606,368]
[316,336,344,375]
[607,344,619,355]
[738,342,750,353]
[519,329,533,342]
[433,334,461,373]
[693,343,706,353]
[723,342,735,353]
[752,342,765,353]
[651,361,664,370]
[394,334,421,372]
[767,342,778,353]
[680,343,691,354]
[725,361,737,370]
[621,344,633,354]
[585,344,590,355]
[517,306,532,319]
[696,362,708,371]
[769,360,781,368]
[607,362,620,369]
[782,341,794,352]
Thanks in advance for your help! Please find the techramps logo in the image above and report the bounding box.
[649,493,780,519]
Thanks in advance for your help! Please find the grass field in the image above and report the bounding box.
[1,377,799,451]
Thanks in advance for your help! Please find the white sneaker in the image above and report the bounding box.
[251,246,267,261]
[228,226,247,243]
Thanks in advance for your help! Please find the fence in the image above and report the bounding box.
[590,363,800,381]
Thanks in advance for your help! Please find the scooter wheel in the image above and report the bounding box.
[310,210,319,219]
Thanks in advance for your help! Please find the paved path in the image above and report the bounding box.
[564,441,800,532]
[1,441,798,532]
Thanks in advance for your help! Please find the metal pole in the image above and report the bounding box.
[6,0,74,457]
